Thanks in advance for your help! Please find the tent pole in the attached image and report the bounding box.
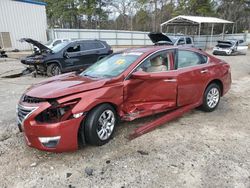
[222,24,225,40]
[210,23,214,48]
[232,24,234,34]
[185,26,187,35]
[160,25,162,32]
[174,26,176,35]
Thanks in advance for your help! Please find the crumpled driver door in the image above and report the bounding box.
[123,71,177,120]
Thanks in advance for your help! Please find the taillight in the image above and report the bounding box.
[108,49,113,54]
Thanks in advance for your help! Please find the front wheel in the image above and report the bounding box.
[200,83,221,112]
[84,104,117,146]
[47,63,61,76]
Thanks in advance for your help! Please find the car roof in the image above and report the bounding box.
[72,39,104,43]
[120,46,203,55]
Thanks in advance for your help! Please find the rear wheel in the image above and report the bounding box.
[47,63,61,76]
[200,83,221,112]
[84,104,117,146]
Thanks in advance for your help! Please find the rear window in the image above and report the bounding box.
[177,50,207,69]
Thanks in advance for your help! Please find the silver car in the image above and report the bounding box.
[213,39,248,55]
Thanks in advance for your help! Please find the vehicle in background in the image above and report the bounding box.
[34,39,70,53]
[212,39,248,55]
[17,46,231,152]
[148,32,194,47]
[20,38,113,76]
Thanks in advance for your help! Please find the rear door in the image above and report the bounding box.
[123,50,178,118]
[175,49,212,106]
[236,41,248,54]
[77,41,106,69]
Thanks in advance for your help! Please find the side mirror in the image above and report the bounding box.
[63,51,69,58]
[130,71,151,80]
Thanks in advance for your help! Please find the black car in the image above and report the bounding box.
[20,38,113,76]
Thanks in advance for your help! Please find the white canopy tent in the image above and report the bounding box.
[160,15,234,47]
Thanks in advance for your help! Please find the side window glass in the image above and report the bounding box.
[177,38,185,45]
[135,51,172,73]
[83,42,97,50]
[200,54,208,64]
[95,42,104,49]
[186,37,192,44]
[67,44,80,53]
[177,50,206,69]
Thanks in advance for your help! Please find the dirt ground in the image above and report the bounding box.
[0,51,250,188]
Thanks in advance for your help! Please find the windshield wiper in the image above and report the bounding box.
[99,74,113,78]
[83,73,99,78]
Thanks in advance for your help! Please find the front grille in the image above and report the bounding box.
[17,105,37,124]
[22,95,46,104]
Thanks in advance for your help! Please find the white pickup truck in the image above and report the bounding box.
[148,32,194,47]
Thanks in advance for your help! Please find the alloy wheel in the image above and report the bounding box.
[207,87,220,108]
[96,110,115,140]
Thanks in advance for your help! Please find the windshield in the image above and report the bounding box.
[51,41,69,53]
[81,52,142,78]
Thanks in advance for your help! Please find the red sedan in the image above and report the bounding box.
[17,46,231,152]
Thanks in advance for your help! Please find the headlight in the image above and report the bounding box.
[35,99,80,123]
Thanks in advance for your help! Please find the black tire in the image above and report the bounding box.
[200,83,221,112]
[84,104,117,146]
[47,63,61,76]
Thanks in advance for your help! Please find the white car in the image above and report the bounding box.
[213,39,248,55]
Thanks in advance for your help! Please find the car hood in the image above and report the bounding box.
[217,40,234,46]
[25,73,108,99]
[20,38,51,52]
[148,32,173,44]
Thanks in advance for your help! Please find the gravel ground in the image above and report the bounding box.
[0,51,250,188]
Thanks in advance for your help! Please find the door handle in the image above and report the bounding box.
[164,78,177,82]
[200,69,208,73]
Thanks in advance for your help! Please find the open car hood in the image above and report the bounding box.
[20,38,51,52]
[217,40,234,47]
[25,73,107,99]
[148,32,173,45]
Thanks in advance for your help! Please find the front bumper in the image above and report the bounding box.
[21,59,44,66]
[17,102,84,152]
[212,50,231,55]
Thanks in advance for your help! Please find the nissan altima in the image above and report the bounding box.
[17,46,231,152]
